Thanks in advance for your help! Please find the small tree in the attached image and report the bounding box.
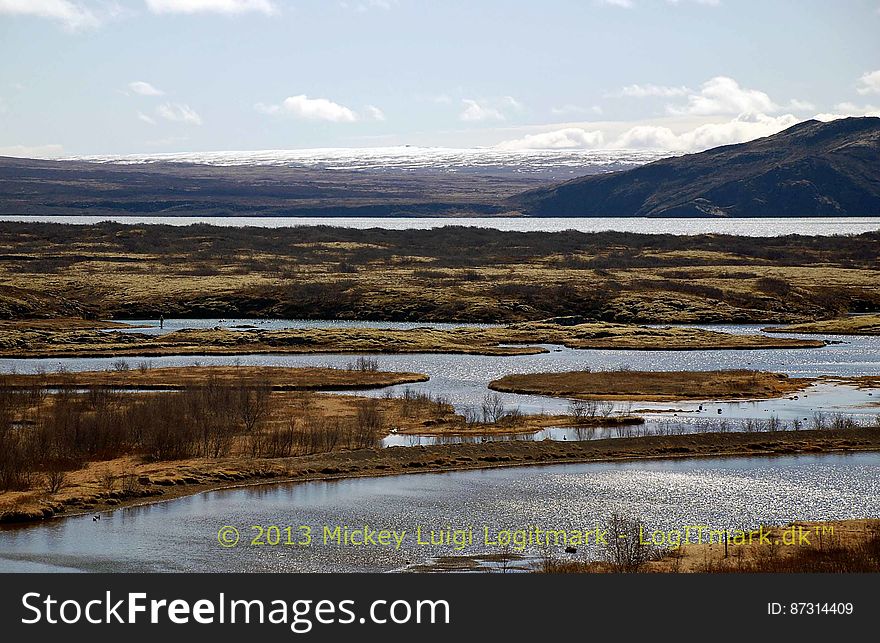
[603,514,655,572]
[97,467,116,494]
[481,392,506,423]
[45,468,67,495]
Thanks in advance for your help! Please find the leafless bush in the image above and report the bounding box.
[481,392,506,423]
[97,467,115,493]
[235,377,271,433]
[603,514,657,572]
[348,356,379,372]
[569,399,598,421]
[44,468,67,494]
[599,400,616,418]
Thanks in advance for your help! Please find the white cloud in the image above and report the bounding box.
[137,111,157,125]
[787,99,815,112]
[501,95,525,111]
[0,0,100,31]
[598,0,719,6]
[670,76,778,115]
[551,104,603,116]
[814,102,880,121]
[145,0,276,15]
[339,0,397,12]
[497,128,605,150]
[157,102,203,125]
[460,99,505,122]
[129,80,165,96]
[0,143,64,158]
[857,70,880,95]
[613,112,800,152]
[364,105,386,121]
[258,95,359,122]
[618,83,691,98]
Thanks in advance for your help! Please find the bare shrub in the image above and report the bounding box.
[603,514,657,572]
[569,399,598,421]
[348,356,379,372]
[481,392,506,423]
[97,467,115,493]
[44,468,67,494]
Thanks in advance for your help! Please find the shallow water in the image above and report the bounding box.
[2,215,879,236]
[112,318,500,336]
[3,325,878,422]
[1,453,877,573]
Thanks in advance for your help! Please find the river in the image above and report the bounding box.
[1,453,877,573]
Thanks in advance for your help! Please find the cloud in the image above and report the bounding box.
[128,81,165,96]
[617,83,691,98]
[787,99,815,112]
[0,0,101,31]
[157,102,203,125]
[364,105,386,121]
[460,99,505,122]
[857,70,880,95]
[550,104,603,116]
[501,95,525,111]
[459,96,523,122]
[258,95,359,122]
[670,76,778,115]
[137,111,157,125]
[0,143,64,158]
[814,102,880,121]
[144,0,276,15]
[613,112,799,151]
[339,0,397,12]
[598,0,719,6]
[497,128,605,150]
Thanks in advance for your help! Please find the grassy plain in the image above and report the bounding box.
[1,223,878,325]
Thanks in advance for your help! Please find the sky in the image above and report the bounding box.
[0,0,879,157]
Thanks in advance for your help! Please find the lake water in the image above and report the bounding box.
[2,322,879,437]
[113,318,500,336]
[1,453,877,573]
[2,215,879,236]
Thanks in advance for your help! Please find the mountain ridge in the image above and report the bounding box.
[512,117,880,217]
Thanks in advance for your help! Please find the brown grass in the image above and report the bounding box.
[765,314,880,335]
[489,369,812,401]
[2,427,879,526]
[541,518,880,573]
[0,318,824,359]
[2,224,879,325]
[0,365,429,391]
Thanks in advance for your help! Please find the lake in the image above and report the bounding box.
[2,321,879,439]
[2,215,879,236]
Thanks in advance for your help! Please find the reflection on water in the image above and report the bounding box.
[1,453,877,573]
[3,324,878,427]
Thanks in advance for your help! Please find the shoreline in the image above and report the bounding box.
[3,427,878,528]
